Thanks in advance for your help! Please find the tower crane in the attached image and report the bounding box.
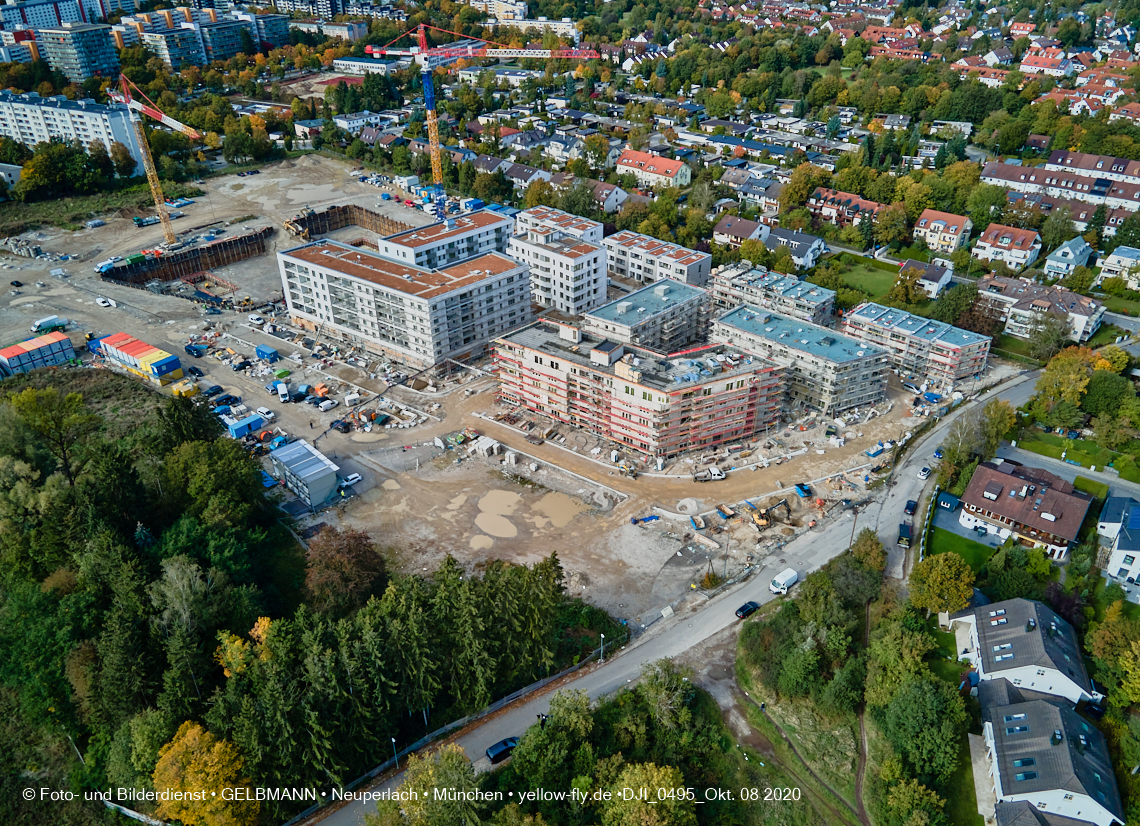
[108,73,202,246]
[367,23,599,220]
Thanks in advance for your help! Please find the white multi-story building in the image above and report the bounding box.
[977,275,1106,344]
[712,306,889,415]
[709,263,835,325]
[615,149,692,189]
[464,0,527,21]
[492,16,579,43]
[0,0,135,30]
[841,302,991,389]
[913,208,973,253]
[139,27,205,68]
[378,210,514,270]
[279,239,534,368]
[513,205,603,244]
[982,161,1140,213]
[37,22,119,83]
[0,91,144,173]
[972,223,1043,270]
[506,225,606,315]
[1097,245,1140,287]
[951,597,1100,705]
[604,230,712,286]
[582,279,708,353]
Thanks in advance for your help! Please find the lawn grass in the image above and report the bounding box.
[945,732,984,826]
[993,334,1035,359]
[0,181,203,234]
[929,527,995,573]
[1017,430,1119,470]
[836,261,898,300]
[1100,295,1140,317]
[1087,324,1128,347]
[1073,475,1110,500]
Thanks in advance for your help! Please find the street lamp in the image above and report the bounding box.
[600,633,605,663]
[391,737,398,769]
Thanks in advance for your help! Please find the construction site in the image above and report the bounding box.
[0,147,1026,619]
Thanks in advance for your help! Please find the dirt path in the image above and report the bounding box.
[738,692,867,826]
[854,600,871,826]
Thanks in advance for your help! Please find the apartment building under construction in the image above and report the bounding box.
[493,320,782,458]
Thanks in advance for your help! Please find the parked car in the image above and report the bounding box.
[248,314,265,325]
[305,395,321,406]
[340,473,362,487]
[486,737,519,765]
[331,419,351,433]
[187,365,204,378]
[933,447,944,460]
[735,601,760,619]
[318,399,338,412]
[96,296,116,308]
[204,307,222,315]
[918,467,931,480]
[232,360,251,371]
[9,280,22,287]
[203,385,224,397]
[289,390,307,403]
[212,394,239,407]
[974,525,988,536]
[255,407,276,422]
[904,500,917,516]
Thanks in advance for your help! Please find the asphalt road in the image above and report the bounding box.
[312,372,1044,826]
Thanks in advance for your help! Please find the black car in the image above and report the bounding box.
[486,737,519,765]
[9,280,22,287]
[232,360,251,371]
[331,419,351,434]
[203,385,224,397]
[735,601,760,619]
[212,394,239,407]
[305,395,321,406]
[904,500,917,516]
[289,390,307,403]
[187,365,204,378]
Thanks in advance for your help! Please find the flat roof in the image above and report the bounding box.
[847,302,991,347]
[718,266,835,306]
[271,439,339,482]
[586,279,705,324]
[716,305,885,364]
[514,233,600,260]
[500,321,772,392]
[516,205,601,236]
[384,210,509,250]
[280,240,520,300]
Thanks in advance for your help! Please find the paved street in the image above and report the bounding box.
[317,509,866,826]
[996,445,1140,501]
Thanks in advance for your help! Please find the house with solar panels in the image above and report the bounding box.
[1099,497,1140,589]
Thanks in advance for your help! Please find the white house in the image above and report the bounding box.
[1097,245,1140,288]
[950,598,1101,706]
[764,227,828,270]
[1043,236,1093,280]
[1100,498,1140,587]
[973,223,1042,270]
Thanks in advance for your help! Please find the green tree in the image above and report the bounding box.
[511,689,594,791]
[966,184,1007,232]
[1081,370,1135,417]
[1040,206,1076,253]
[874,203,910,248]
[909,554,974,616]
[8,387,98,486]
[601,763,697,826]
[883,678,968,785]
[397,743,483,826]
[928,282,977,325]
[1027,311,1072,362]
[980,399,1017,459]
[852,527,887,571]
[864,614,936,708]
[886,266,925,305]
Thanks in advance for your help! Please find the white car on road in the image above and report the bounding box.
[255,407,276,422]
[248,314,266,325]
[918,466,931,480]
[96,296,116,308]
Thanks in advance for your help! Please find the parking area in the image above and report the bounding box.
[931,504,1005,548]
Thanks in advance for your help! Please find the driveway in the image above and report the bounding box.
[932,505,1003,549]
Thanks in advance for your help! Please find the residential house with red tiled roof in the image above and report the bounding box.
[615,149,692,189]
[973,224,1042,270]
[914,209,972,253]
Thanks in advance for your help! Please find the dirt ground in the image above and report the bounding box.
[0,154,1023,625]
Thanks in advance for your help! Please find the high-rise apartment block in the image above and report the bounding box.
[493,321,782,458]
[139,27,205,67]
[38,23,118,82]
[507,206,606,315]
[278,239,533,368]
[0,91,145,172]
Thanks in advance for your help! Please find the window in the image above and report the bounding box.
[1013,758,1036,767]
[1124,555,1136,566]
[1004,714,1027,723]
[1015,772,1038,781]
[1006,726,1029,734]
[993,644,1013,652]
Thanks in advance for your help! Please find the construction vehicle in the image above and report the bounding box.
[367,24,598,220]
[108,74,201,247]
[618,463,637,479]
[752,509,770,529]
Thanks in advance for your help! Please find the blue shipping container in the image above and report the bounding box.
[151,355,182,377]
[87,335,112,355]
[256,344,279,362]
[228,414,265,439]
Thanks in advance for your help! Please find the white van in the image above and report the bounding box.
[276,382,290,404]
[344,393,363,407]
[319,399,338,412]
[769,568,799,595]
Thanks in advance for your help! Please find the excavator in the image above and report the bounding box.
[753,498,790,529]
